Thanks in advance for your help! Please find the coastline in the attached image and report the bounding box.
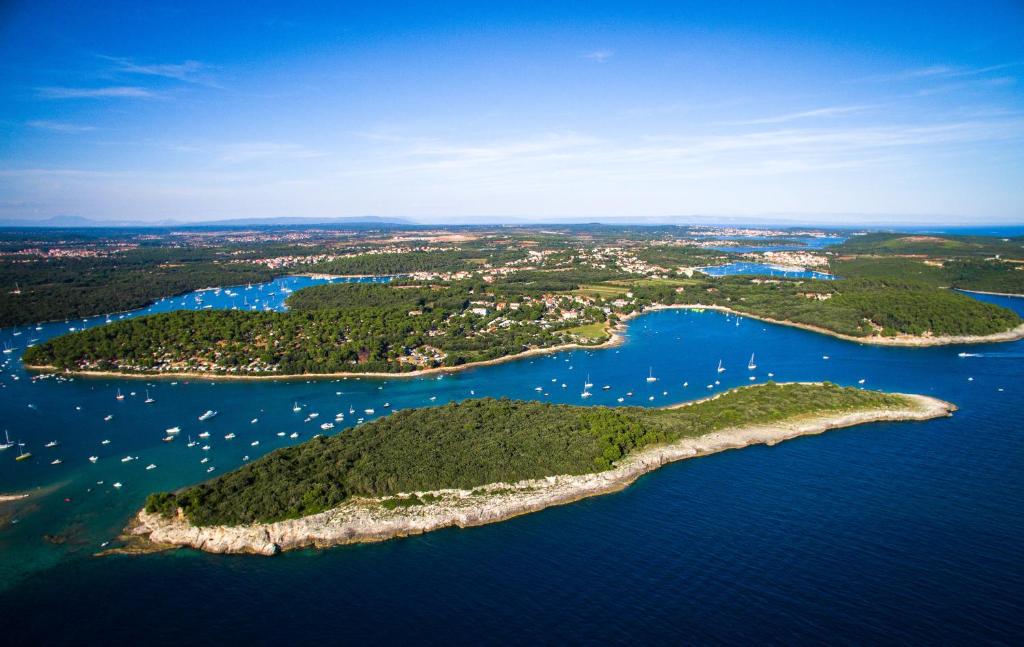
[955,288,1024,298]
[24,301,1024,382]
[127,390,955,556]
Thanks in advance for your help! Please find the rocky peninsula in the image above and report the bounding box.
[128,389,955,556]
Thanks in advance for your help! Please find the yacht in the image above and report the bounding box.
[101,439,111,445]
[121,456,134,463]
[44,440,58,448]
[166,426,181,435]
[146,464,156,470]
[717,360,726,373]
[320,422,335,430]
[200,457,209,464]
[115,389,125,400]
[186,436,197,447]
[251,440,260,447]
[224,433,236,440]
[198,410,217,421]
[16,446,31,461]
[292,402,302,412]
[144,390,155,404]
[584,375,594,389]
[0,430,14,450]
[364,408,375,415]
[289,432,299,439]
[747,354,757,370]
[88,456,98,463]
[112,482,122,489]
[251,418,258,424]
[198,431,210,438]
[646,367,658,383]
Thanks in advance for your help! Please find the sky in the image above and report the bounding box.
[1,0,1023,225]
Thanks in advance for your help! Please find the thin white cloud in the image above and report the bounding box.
[584,50,614,62]
[26,120,97,134]
[856,61,1022,83]
[721,105,873,126]
[37,86,156,99]
[217,141,325,164]
[99,55,218,86]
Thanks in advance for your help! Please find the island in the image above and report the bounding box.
[129,382,956,555]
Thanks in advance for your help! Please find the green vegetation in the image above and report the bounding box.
[0,248,278,328]
[144,383,910,525]
[24,280,607,374]
[302,248,526,275]
[832,257,1024,294]
[629,277,1022,337]
[836,232,1024,258]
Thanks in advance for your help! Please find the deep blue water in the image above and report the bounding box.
[699,261,835,280]
[1,278,1022,644]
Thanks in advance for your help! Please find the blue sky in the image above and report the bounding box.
[1,1,1023,224]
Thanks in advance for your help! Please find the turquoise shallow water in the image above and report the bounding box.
[1,278,1022,644]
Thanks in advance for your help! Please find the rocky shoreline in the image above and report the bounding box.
[128,392,955,556]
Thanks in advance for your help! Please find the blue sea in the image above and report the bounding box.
[1,277,1022,644]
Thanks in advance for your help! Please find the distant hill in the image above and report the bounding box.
[0,215,414,228]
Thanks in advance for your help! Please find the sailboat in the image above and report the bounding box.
[584,374,594,389]
[144,390,155,404]
[16,446,32,461]
[717,360,726,373]
[646,367,658,383]
[0,430,13,450]
[292,402,302,412]
[580,381,592,398]
[747,353,757,370]
[115,389,125,401]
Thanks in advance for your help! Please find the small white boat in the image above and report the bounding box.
[101,439,111,445]
[308,412,319,419]
[112,482,122,489]
[162,435,174,442]
[320,422,334,430]
[276,432,286,437]
[186,436,197,447]
[289,432,299,439]
[293,402,302,412]
[144,390,155,404]
[584,374,594,389]
[120,456,134,463]
[198,410,217,421]
[51,459,62,465]
[251,440,260,447]
[146,464,156,470]
[858,379,866,385]
[103,414,113,422]
[115,389,124,401]
[198,431,210,438]
[224,433,236,440]
[44,440,58,448]
[1,431,14,451]
[617,397,624,403]
[250,418,258,424]
[717,360,725,373]
[166,426,181,435]
[646,367,658,382]
[201,445,210,451]
[364,409,375,415]
[88,456,98,463]
[822,355,830,360]
[201,457,209,464]
[206,467,215,473]
[747,354,757,370]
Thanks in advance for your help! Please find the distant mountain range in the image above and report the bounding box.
[0,215,415,228]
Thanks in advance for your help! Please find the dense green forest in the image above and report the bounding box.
[24,281,600,374]
[831,257,1024,295]
[835,232,1024,258]
[302,248,526,275]
[0,249,279,327]
[145,383,910,525]
[629,277,1022,337]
